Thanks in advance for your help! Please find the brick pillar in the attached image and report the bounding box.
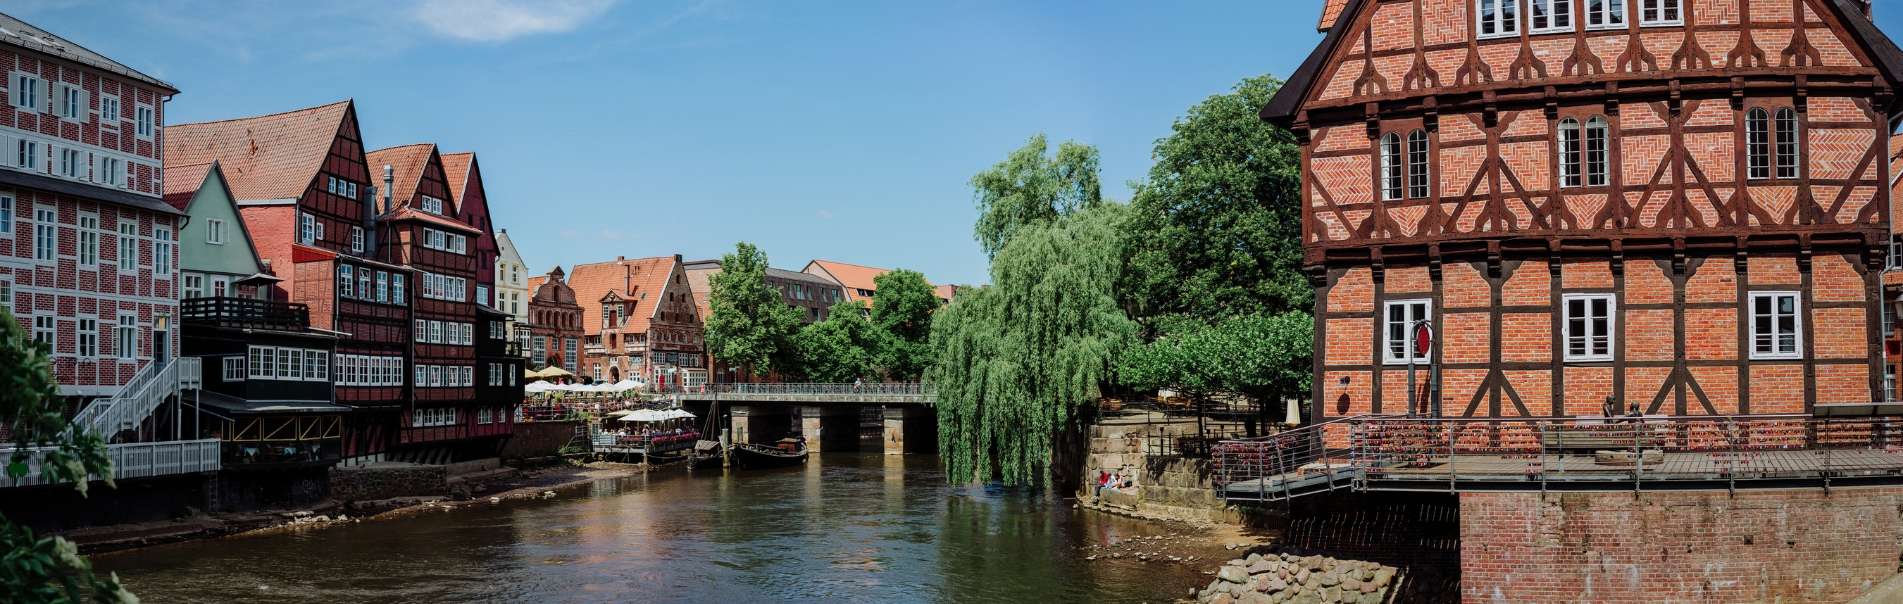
[800,405,857,452]
[882,406,936,455]
[731,405,757,445]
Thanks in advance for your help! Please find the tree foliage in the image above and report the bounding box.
[1120,312,1313,408]
[930,203,1137,486]
[794,302,879,383]
[969,134,1104,259]
[703,243,802,377]
[0,304,135,603]
[868,269,936,381]
[1124,75,1308,321]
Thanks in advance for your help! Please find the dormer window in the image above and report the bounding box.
[420,195,444,215]
[1476,0,1519,39]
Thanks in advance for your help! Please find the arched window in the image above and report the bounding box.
[1775,108,1798,180]
[1380,132,1403,201]
[1407,130,1431,199]
[1584,117,1609,186]
[1557,119,1582,188]
[1746,108,1771,180]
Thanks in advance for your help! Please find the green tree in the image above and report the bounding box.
[969,134,1104,259]
[868,269,936,381]
[1120,312,1313,435]
[794,301,880,383]
[703,243,802,378]
[0,304,135,603]
[930,203,1137,487]
[1125,75,1309,320]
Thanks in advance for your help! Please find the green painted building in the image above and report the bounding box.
[163,161,276,299]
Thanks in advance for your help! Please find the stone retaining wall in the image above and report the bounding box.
[501,420,583,460]
[1080,418,1241,524]
[327,463,448,503]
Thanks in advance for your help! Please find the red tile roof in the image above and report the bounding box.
[1318,0,1350,31]
[566,256,680,336]
[365,143,438,214]
[440,152,474,205]
[383,206,483,234]
[165,100,352,202]
[804,259,891,302]
[161,161,216,211]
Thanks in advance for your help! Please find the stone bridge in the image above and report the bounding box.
[673,383,935,455]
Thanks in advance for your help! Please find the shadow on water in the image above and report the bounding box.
[95,454,1223,603]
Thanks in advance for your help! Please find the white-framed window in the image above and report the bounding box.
[250,346,274,379]
[135,104,154,139]
[56,84,82,121]
[299,212,316,245]
[357,269,370,300]
[1379,132,1402,201]
[477,285,490,307]
[97,156,122,187]
[415,319,427,342]
[420,195,444,215]
[1558,118,1581,187]
[1477,0,1520,39]
[155,226,172,275]
[115,313,136,359]
[1638,0,1681,25]
[99,94,120,125]
[393,274,405,303]
[478,407,494,424]
[223,356,245,382]
[430,365,443,388]
[1383,299,1433,365]
[350,226,364,254]
[0,277,10,315]
[77,317,98,358]
[285,348,303,380]
[77,212,98,267]
[1530,0,1572,33]
[1584,0,1626,30]
[415,364,428,387]
[10,72,41,111]
[183,272,204,299]
[1584,117,1609,187]
[339,265,354,299]
[58,147,81,178]
[17,140,38,171]
[0,193,12,237]
[1774,108,1798,180]
[32,315,53,346]
[207,218,225,244]
[1749,292,1801,360]
[1406,129,1430,199]
[430,320,443,344]
[376,271,388,303]
[211,275,228,297]
[1562,294,1615,361]
[117,220,137,271]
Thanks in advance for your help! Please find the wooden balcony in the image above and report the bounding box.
[181,297,311,332]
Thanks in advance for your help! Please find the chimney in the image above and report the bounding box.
[361,182,379,258]
[382,164,395,210]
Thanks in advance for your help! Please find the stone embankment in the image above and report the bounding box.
[1196,551,1400,604]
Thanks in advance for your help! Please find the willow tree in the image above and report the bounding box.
[968,134,1103,259]
[931,204,1136,487]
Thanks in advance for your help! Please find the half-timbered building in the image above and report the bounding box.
[1269,0,1903,420]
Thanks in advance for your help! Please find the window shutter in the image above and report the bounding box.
[0,134,16,168]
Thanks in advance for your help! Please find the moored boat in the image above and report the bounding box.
[688,440,725,471]
[729,438,809,469]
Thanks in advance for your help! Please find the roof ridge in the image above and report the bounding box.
[366,142,436,153]
[812,258,891,270]
[572,256,675,268]
[169,99,351,129]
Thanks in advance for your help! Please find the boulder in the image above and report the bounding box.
[1239,593,1275,604]
[1371,568,1395,588]
[1248,560,1276,574]
[1209,594,1234,604]
[1219,565,1250,584]
[1265,577,1290,593]
[1320,586,1341,603]
[1247,553,1264,565]
[1318,572,1340,587]
[1294,568,1310,584]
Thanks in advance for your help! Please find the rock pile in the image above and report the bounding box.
[1195,552,1397,604]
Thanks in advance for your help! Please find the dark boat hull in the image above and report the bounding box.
[687,452,724,471]
[728,444,808,469]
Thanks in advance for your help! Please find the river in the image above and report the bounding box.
[95,453,1229,603]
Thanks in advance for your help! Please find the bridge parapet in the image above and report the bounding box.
[677,383,934,405]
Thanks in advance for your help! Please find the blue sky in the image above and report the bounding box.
[13,1,1903,286]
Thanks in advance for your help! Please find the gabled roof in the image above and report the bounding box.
[566,256,680,337]
[1316,0,1349,32]
[365,143,439,214]
[167,100,353,202]
[804,259,890,296]
[0,12,177,93]
[1263,0,1903,123]
[161,161,216,211]
[441,152,475,205]
[497,228,527,268]
[382,206,482,234]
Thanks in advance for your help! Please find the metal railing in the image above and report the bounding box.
[68,357,201,439]
[703,382,932,396]
[1212,415,1364,501]
[3,439,221,487]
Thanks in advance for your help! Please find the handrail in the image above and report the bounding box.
[701,383,932,396]
[68,357,201,440]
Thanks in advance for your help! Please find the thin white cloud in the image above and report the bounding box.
[815,209,834,220]
[411,0,616,43]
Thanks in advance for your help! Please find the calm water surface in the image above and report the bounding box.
[97,453,1220,603]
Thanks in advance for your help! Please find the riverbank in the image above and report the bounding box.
[66,460,653,554]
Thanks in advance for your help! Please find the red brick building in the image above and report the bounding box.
[0,14,182,397]
[1269,0,1903,420]
[567,255,705,388]
[369,143,508,453]
[524,267,582,372]
[443,152,500,308]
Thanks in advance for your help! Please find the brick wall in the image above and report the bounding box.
[1461,488,1903,603]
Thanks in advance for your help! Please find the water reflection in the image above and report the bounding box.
[96,454,1220,603]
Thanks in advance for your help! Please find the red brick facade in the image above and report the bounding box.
[0,21,181,396]
[1271,0,1903,420]
[524,268,582,372]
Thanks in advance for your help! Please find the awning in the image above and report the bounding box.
[193,390,352,416]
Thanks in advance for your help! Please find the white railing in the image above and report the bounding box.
[68,357,200,440]
[1,439,221,487]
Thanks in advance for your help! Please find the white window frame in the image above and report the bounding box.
[1638,0,1681,26]
[32,315,53,346]
[0,193,12,238]
[57,147,81,178]
[0,276,10,316]
[155,226,172,275]
[1529,0,1573,33]
[1748,291,1802,360]
[207,218,225,245]
[98,93,120,126]
[10,72,41,112]
[1476,0,1521,39]
[117,219,137,271]
[183,272,204,299]
[1562,294,1616,362]
[135,103,155,140]
[115,313,137,359]
[1382,299,1434,365]
[77,212,98,267]
[17,140,38,171]
[1774,108,1799,181]
[55,83,82,121]
[350,226,364,254]
[420,195,444,215]
[299,212,316,245]
[1584,0,1627,31]
[77,317,98,358]
[223,356,245,382]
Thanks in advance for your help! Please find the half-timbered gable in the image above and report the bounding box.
[1269,0,1903,420]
